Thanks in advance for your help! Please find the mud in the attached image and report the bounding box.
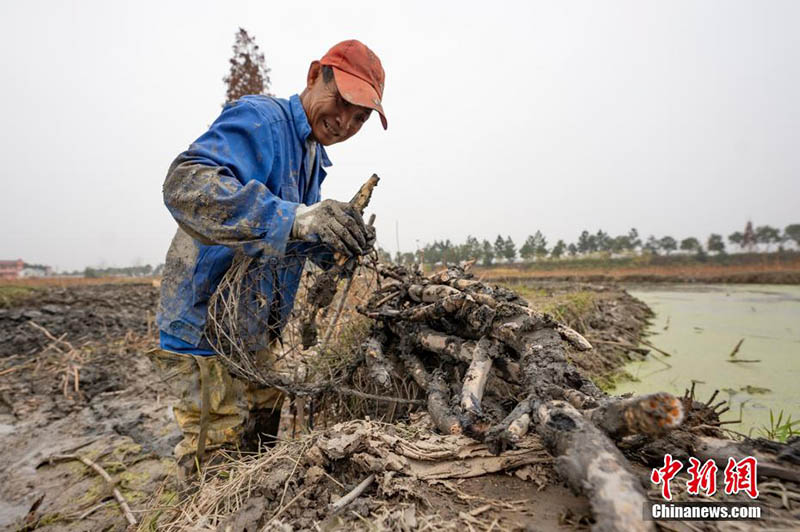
[1,280,796,531]
[0,280,644,531]
[0,282,158,358]
[0,284,644,530]
[0,282,176,530]
[505,280,655,385]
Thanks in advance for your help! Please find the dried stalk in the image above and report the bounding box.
[329,474,376,514]
[50,454,137,527]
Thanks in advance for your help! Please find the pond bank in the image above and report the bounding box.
[502,280,655,386]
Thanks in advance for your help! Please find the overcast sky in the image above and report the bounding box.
[1,0,798,270]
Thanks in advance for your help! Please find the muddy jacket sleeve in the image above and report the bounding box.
[162,101,298,257]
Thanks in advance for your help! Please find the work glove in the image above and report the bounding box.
[291,199,373,257]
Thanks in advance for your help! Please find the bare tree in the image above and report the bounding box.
[223,28,273,104]
[742,221,756,251]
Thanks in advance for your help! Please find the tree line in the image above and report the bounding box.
[82,265,159,278]
[382,222,800,267]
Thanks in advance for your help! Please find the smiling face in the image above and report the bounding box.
[300,61,372,146]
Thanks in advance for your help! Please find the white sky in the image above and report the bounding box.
[1,0,798,270]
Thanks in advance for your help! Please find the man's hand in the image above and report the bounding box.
[291,199,372,256]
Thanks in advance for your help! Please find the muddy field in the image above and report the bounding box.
[0,280,797,531]
[0,282,158,357]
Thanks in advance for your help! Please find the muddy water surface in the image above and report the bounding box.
[613,284,800,436]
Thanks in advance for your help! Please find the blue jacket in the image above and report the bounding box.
[156,94,333,354]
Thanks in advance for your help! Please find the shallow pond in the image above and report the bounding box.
[612,284,800,437]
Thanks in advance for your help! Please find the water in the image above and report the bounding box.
[613,284,800,436]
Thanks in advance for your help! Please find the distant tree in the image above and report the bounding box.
[577,230,592,255]
[462,235,482,262]
[742,221,756,251]
[643,235,660,255]
[428,241,439,262]
[627,228,641,252]
[503,236,517,263]
[680,237,701,253]
[588,233,599,253]
[440,239,456,264]
[659,236,677,255]
[707,233,726,255]
[755,225,781,252]
[551,239,566,259]
[567,243,578,257]
[376,247,392,263]
[223,28,273,104]
[422,242,440,265]
[595,230,612,252]
[610,235,630,254]
[493,235,506,262]
[728,231,744,251]
[532,230,548,259]
[482,240,495,266]
[519,235,536,262]
[784,224,800,248]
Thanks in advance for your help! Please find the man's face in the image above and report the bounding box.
[302,62,372,146]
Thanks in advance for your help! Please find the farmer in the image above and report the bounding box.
[150,40,387,471]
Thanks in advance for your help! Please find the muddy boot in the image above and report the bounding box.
[243,369,285,448]
[175,450,230,490]
[176,454,199,487]
[147,350,251,470]
[242,407,283,450]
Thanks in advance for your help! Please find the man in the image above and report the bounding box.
[150,40,387,471]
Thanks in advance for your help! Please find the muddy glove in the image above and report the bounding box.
[291,199,370,256]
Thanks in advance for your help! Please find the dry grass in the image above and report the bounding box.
[478,259,800,282]
[510,286,597,326]
[202,254,426,422]
[139,419,534,532]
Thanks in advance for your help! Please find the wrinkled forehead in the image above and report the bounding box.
[324,82,373,115]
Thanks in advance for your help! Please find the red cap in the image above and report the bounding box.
[320,40,387,130]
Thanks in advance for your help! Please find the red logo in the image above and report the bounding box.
[686,457,718,496]
[651,455,759,500]
[650,454,683,500]
[724,457,759,499]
